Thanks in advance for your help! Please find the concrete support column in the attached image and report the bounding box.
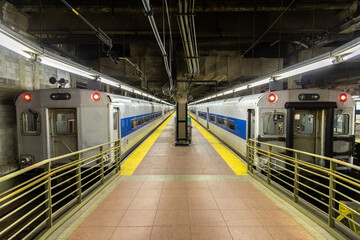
[175,81,190,145]
[33,62,40,89]
[18,57,26,89]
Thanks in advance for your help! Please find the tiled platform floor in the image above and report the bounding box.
[52,116,334,240]
[133,118,235,176]
[68,180,314,240]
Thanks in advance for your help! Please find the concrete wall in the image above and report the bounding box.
[177,50,283,82]
[0,45,72,176]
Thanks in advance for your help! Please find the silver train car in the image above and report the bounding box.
[15,88,174,168]
[189,88,355,169]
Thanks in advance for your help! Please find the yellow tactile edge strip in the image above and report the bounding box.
[191,119,247,175]
[120,113,175,175]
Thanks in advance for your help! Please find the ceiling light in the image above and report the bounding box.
[99,77,120,87]
[121,85,134,92]
[134,90,142,95]
[248,78,271,88]
[342,49,360,61]
[0,31,33,59]
[274,59,333,80]
[223,90,233,95]
[39,57,95,79]
[234,86,248,92]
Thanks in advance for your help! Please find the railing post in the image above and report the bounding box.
[251,141,255,173]
[267,145,272,184]
[247,140,250,172]
[76,153,82,204]
[116,140,121,173]
[293,152,299,203]
[100,146,105,184]
[45,161,52,228]
[328,160,336,227]
[247,140,253,173]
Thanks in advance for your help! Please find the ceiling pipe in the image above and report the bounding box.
[142,0,173,90]
[177,0,199,78]
[178,0,193,75]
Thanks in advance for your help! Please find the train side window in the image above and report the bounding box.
[55,113,76,134]
[228,120,235,131]
[334,114,349,135]
[294,113,314,135]
[113,112,118,130]
[210,115,215,122]
[222,118,227,128]
[217,117,222,125]
[131,119,137,130]
[142,116,146,124]
[21,111,41,135]
[137,118,142,126]
[263,113,284,135]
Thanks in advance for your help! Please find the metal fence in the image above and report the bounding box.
[0,140,121,240]
[247,139,360,238]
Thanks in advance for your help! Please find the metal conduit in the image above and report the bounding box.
[178,1,193,75]
[184,0,197,74]
[177,0,199,78]
[142,0,173,90]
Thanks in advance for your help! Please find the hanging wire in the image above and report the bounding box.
[241,0,296,58]
[39,0,43,47]
[162,0,166,48]
[278,0,283,70]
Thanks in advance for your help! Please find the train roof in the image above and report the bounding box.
[15,88,170,107]
[191,88,355,108]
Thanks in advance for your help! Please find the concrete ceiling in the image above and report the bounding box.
[6,0,360,101]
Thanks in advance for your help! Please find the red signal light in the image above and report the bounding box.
[268,93,278,103]
[91,92,101,101]
[339,93,347,102]
[24,93,31,102]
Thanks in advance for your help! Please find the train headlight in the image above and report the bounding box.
[24,93,32,102]
[268,93,278,103]
[20,155,33,166]
[339,93,347,102]
[91,92,101,101]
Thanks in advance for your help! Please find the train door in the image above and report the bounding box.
[113,108,121,140]
[247,109,255,139]
[292,110,320,162]
[207,107,209,129]
[49,109,77,160]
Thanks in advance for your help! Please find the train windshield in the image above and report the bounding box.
[21,111,40,135]
[334,114,349,135]
[263,113,284,135]
[55,113,76,134]
[294,113,314,135]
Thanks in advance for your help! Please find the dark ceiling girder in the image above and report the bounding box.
[18,3,353,14]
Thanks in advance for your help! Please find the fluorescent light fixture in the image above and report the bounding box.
[223,90,233,95]
[342,49,360,61]
[134,90,142,95]
[248,77,271,88]
[0,31,33,58]
[274,59,333,80]
[99,77,120,87]
[121,85,134,92]
[39,56,95,79]
[234,86,248,92]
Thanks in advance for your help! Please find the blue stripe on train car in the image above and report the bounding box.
[121,111,162,138]
[209,113,247,140]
